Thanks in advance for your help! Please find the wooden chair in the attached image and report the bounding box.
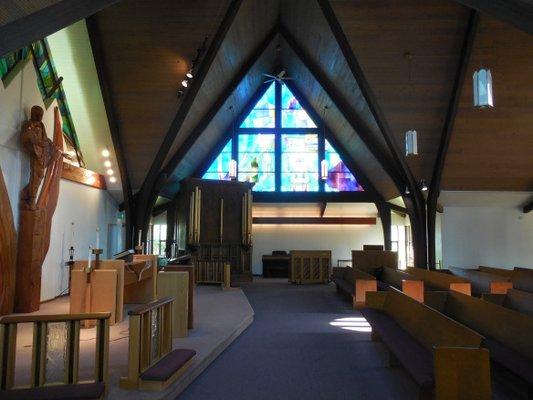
[120,297,196,391]
[0,313,110,400]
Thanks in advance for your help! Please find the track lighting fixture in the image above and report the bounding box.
[419,179,428,192]
[405,186,410,195]
[181,79,188,88]
[186,69,193,79]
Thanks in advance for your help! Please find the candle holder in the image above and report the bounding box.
[134,245,143,255]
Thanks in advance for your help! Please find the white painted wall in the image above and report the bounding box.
[0,54,121,301]
[251,223,384,275]
[441,191,533,270]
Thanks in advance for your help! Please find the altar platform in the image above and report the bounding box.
[9,285,254,399]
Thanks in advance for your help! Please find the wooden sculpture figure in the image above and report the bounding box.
[20,106,62,210]
[15,107,64,313]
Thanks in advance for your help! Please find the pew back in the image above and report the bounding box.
[449,266,511,295]
[444,291,533,360]
[513,267,533,293]
[382,290,484,353]
[478,266,513,277]
[406,267,470,293]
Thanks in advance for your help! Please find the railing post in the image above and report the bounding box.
[0,323,17,390]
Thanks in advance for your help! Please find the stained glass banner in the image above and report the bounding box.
[281,85,316,128]
[238,134,275,191]
[203,139,232,181]
[281,134,318,192]
[324,140,363,192]
[240,83,276,128]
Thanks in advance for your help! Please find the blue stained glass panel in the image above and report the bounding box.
[240,83,276,128]
[238,134,275,191]
[238,133,275,153]
[324,140,364,192]
[202,139,232,181]
[281,134,318,191]
[281,85,316,128]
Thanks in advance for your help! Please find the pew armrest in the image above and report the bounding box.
[354,279,377,309]
[490,281,513,294]
[481,293,506,306]
[449,282,471,296]
[402,280,424,302]
[433,346,491,400]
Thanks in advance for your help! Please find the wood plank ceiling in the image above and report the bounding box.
[89,0,533,203]
[0,0,62,26]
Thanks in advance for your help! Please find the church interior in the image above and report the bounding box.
[0,1,532,399]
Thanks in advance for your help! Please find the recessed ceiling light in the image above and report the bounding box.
[104,160,112,168]
[181,79,188,88]
[101,148,110,157]
[186,70,193,79]
[106,169,114,176]
[109,176,117,183]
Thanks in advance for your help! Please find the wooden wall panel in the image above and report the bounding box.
[443,15,533,191]
[329,0,470,183]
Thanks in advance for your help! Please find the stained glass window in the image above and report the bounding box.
[202,139,232,181]
[281,85,317,128]
[281,134,319,191]
[238,134,275,191]
[324,140,364,192]
[240,82,276,128]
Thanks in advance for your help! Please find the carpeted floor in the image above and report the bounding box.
[178,279,419,400]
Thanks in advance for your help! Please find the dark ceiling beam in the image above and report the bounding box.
[320,202,327,217]
[253,217,376,225]
[279,26,402,189]
[86,15,134,247]
[387,203,408,215]
[375,202,392,250]
[427,11,479,268]
[135,0,244,244]
[523,199,533,214]
[161,25,279,178]
[253,191,376,203]
[453,0,533,36]
[0,0,121,57]
[284,80,383,201]
[317,0,428,267]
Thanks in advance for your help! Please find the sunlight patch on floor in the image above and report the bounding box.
[329,317,372,333]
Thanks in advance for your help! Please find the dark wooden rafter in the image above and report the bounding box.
[452,0,533,36]
[86,15,134,247]
[388,203,408,216]
[135,0,244,245]
[253,191,376,203]
[162,25,279,178]
[375,202,392,250]
[316,0,427,267]
[319,202,327,217]
[427,11,479,268]
[0,0,121,57]
[283,80,383,200]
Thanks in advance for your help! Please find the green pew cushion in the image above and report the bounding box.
[0,382,105,400]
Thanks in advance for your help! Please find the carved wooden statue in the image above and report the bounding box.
[20,106,62,210]
[0,166,17,316]
[15,107,64,313]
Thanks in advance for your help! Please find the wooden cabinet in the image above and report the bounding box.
[174,178,253,284]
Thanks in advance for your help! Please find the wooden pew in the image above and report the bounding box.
[362,290,491,400]
[0,312,110,400]
[482,288,533,317]
[424,290,533,398]
[289,250,330,284]
[331,267,377,308]
[447,266,512,296]
[352,249,398,274]
[406,267,472,295]
[120,297,196,391]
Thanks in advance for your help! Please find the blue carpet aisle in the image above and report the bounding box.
[178,279,418,400]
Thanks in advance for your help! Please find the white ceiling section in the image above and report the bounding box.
[440,191,533,208]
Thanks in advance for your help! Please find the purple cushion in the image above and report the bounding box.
[140,349,196,381]
[361,308,433,388]
[484,338,533,384]
[0,382,105,400]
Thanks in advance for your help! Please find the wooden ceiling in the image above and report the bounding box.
[85,0,533,203]
[0,0,61,26]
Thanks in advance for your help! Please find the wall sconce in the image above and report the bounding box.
[405,130,418,156]
[320,159,328,180]
[473,68,494,108]
[229,159,237,180]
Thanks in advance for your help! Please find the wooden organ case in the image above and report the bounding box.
[175,178,253,284]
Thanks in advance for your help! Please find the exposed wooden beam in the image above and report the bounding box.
[387,203,408,215]
[523,199,533,213]
[61,163,106,190]
[253,217,376,225]
[453,0,533,36]
[284,80,383,201]
[320,202,327,217]
[135,0,244,244]
[427,11,479,268]
[0,0,121,57]
[316,0,427,267]
[279,25,404,189]
[86,15,133,247]
[253,191,376,203]
[375,202,392,250]
[162,25,279,178]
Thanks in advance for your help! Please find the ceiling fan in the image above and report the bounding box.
[263,70,293,85]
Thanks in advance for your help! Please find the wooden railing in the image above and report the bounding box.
[0,312,110,391]
[120,297,174,389]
